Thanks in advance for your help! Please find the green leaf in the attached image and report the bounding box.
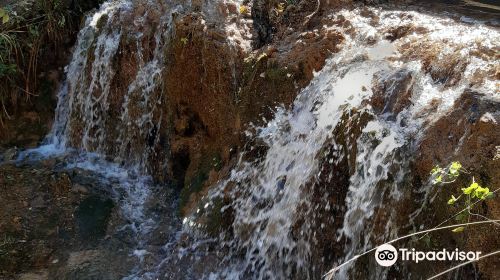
[0,8,8,24]
[239,5,250,15]
[435,175,443,183]
[430,166,442,175]
[447,195,458,205]
[474,186,490,200]
[277,3,285,13]
[0,63,17,77]
[58,16,65,27]
[257,53,268,62]
[484,192,494,199]
[449,161,462,176]
[462,182,479,195]
[452,226,465,233]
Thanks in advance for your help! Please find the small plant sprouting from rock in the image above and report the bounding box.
[180,37,188,46]
[430,161,461,184]
[239,5,250,16]
[431,161,496,233]
[276,3,285,14]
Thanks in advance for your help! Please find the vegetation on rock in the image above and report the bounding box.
[0,0,102,125]
[431,161,497,233]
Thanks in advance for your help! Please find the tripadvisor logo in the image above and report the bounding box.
[375,244,481,266]
[375,244,398,266]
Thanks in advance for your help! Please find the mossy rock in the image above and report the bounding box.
[203,197,233,237]
[179,171,208,212]
[75,195,114,241]
[95,13,109,30]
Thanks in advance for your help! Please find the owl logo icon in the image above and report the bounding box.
[375,244,398,267]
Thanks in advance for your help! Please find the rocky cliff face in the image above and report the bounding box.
[1,0,499,279]
[161,2,499,279]
[165,1,347,214]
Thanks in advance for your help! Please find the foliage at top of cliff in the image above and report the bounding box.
[0,0,103,125]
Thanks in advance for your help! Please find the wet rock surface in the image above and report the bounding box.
[0,0,499,279]
[411,92,500,279]
[0,160,138,279]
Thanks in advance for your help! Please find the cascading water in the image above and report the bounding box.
[48,0,172,172]
[19,1,183,277]
[14,0,253,279]
[170,6,499,280]
[8,1,499,279]
[44,0,251,172]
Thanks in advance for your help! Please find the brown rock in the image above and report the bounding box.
[412,91,500,279]
[371,68,415,116]
[227,3,238,14]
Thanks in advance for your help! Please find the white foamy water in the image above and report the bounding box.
[46,0,253,174]
[49,0,171,173]
[16,1,254,279]
[175,6,499,280]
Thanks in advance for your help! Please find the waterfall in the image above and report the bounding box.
[47,0,173,173]
[172,7,499,280]
[28,1,184,277]
[10,1,499,279]
[14,1,252,279]
[41,0,251,173]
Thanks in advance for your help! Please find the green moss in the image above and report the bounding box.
[179,171,208,211]
[187,172,208,193]
[179,151,224,212]
[204,197,228,237]
[265,66,288,82]
[75,195,114,241]
[212,154,223,171]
